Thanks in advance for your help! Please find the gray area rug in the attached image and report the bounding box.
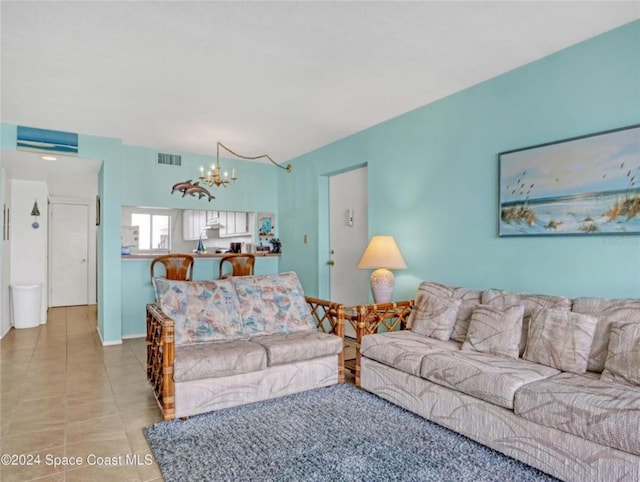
[144,384,557,482]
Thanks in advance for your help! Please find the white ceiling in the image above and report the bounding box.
[0,149,102,197]
[1,1,638,164]
[0,150,101,180]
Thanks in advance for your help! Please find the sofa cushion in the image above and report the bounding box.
[482,289,572,356]
[232,272,317,336]
[408,282,482,342]
[361,331,461,376]
[250,332,343,366]
[601,321,640,386]
[154,278,245,346]
[419,350,559,409]
[461,304,524,359]
[571,297,640,372]
[174,340,267,382]
[410,295,461,341]
[514,372,640,456]
[524,309,598,374]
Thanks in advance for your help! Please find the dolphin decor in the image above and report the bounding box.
[171,180,215,202]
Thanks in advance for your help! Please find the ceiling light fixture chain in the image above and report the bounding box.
[217,142,292,173]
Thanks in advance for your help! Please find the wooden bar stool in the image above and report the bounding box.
[150,254,195,283]
[218,254,255,279]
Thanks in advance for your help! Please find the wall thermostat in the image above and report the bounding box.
[345,209,354,227]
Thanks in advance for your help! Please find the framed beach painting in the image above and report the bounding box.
[499,124,640,236]
[17,126,78,156]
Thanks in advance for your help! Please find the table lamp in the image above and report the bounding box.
[357,235,407,303]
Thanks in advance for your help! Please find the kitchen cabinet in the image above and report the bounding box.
[182,210,208,241]
[219,211,249,237]
[184,210,251,240]
[225,212,236,236]
[235,212,248,235]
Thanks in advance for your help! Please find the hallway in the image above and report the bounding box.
[0,306,163,481]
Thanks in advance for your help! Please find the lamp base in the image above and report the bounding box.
[370,268,395,304]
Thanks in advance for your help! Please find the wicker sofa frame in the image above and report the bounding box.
[147,296,345,420]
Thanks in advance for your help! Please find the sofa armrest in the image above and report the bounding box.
[353,300,414,387]
[146,303,176,420]
[305,296,346,383]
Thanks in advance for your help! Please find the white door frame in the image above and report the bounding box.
[48,198,90,307]
[317,163,368,302]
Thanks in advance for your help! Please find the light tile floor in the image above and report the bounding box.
[0,307,358,481]
[0,306,164,481]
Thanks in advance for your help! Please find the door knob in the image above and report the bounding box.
[327,260,335,266]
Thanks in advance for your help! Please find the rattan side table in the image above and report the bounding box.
[343,301,414,387]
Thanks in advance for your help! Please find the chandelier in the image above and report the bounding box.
[199,141,292,188]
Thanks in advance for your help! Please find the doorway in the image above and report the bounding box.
[49,201,89,307]
[0,150,100,335]
[328,166,369,337]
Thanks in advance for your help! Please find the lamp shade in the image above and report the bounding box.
[357,235,407,270]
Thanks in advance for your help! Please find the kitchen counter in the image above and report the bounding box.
[121,252,279,259]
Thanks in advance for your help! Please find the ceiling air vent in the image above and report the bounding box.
[157,153,182,166]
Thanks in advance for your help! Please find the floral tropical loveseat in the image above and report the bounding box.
[357,281,640,482]
[146,271,345,419]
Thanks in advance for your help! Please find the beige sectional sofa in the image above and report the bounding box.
[358,281,640,482]
[146,271,345,419]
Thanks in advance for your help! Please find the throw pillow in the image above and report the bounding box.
[411,295,461,341]
[482,289,571,356]
[154,278,245,346]
[601,321,640,386]
[461,304,524,359]
[572,297,640,372]
[232,272,317,336]
[408,281,482,343]
[524,309,598,374]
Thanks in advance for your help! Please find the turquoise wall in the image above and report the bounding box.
[0,124,279,343]
[279,21,640,300]
[119,145,278,213]
[81,134,123,343]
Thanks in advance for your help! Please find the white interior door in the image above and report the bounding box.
[329,166,369,338]
[1,171,11,335]
[50,202,89,307]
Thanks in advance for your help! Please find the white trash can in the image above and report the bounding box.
[11,284,42,329]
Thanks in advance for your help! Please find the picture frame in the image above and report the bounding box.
[17,126,78,156]
[258,212,274,237]
[499,124,640,236]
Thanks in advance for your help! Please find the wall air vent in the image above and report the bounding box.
[157,153,182,166]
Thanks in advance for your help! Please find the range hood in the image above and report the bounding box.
[206,218,225,229]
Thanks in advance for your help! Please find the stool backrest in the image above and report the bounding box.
[218,254,255,279]
[150,254,195,283]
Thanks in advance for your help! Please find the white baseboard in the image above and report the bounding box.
[0,324,11,339]
[97,326,123,346]
[122,333,146,340]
